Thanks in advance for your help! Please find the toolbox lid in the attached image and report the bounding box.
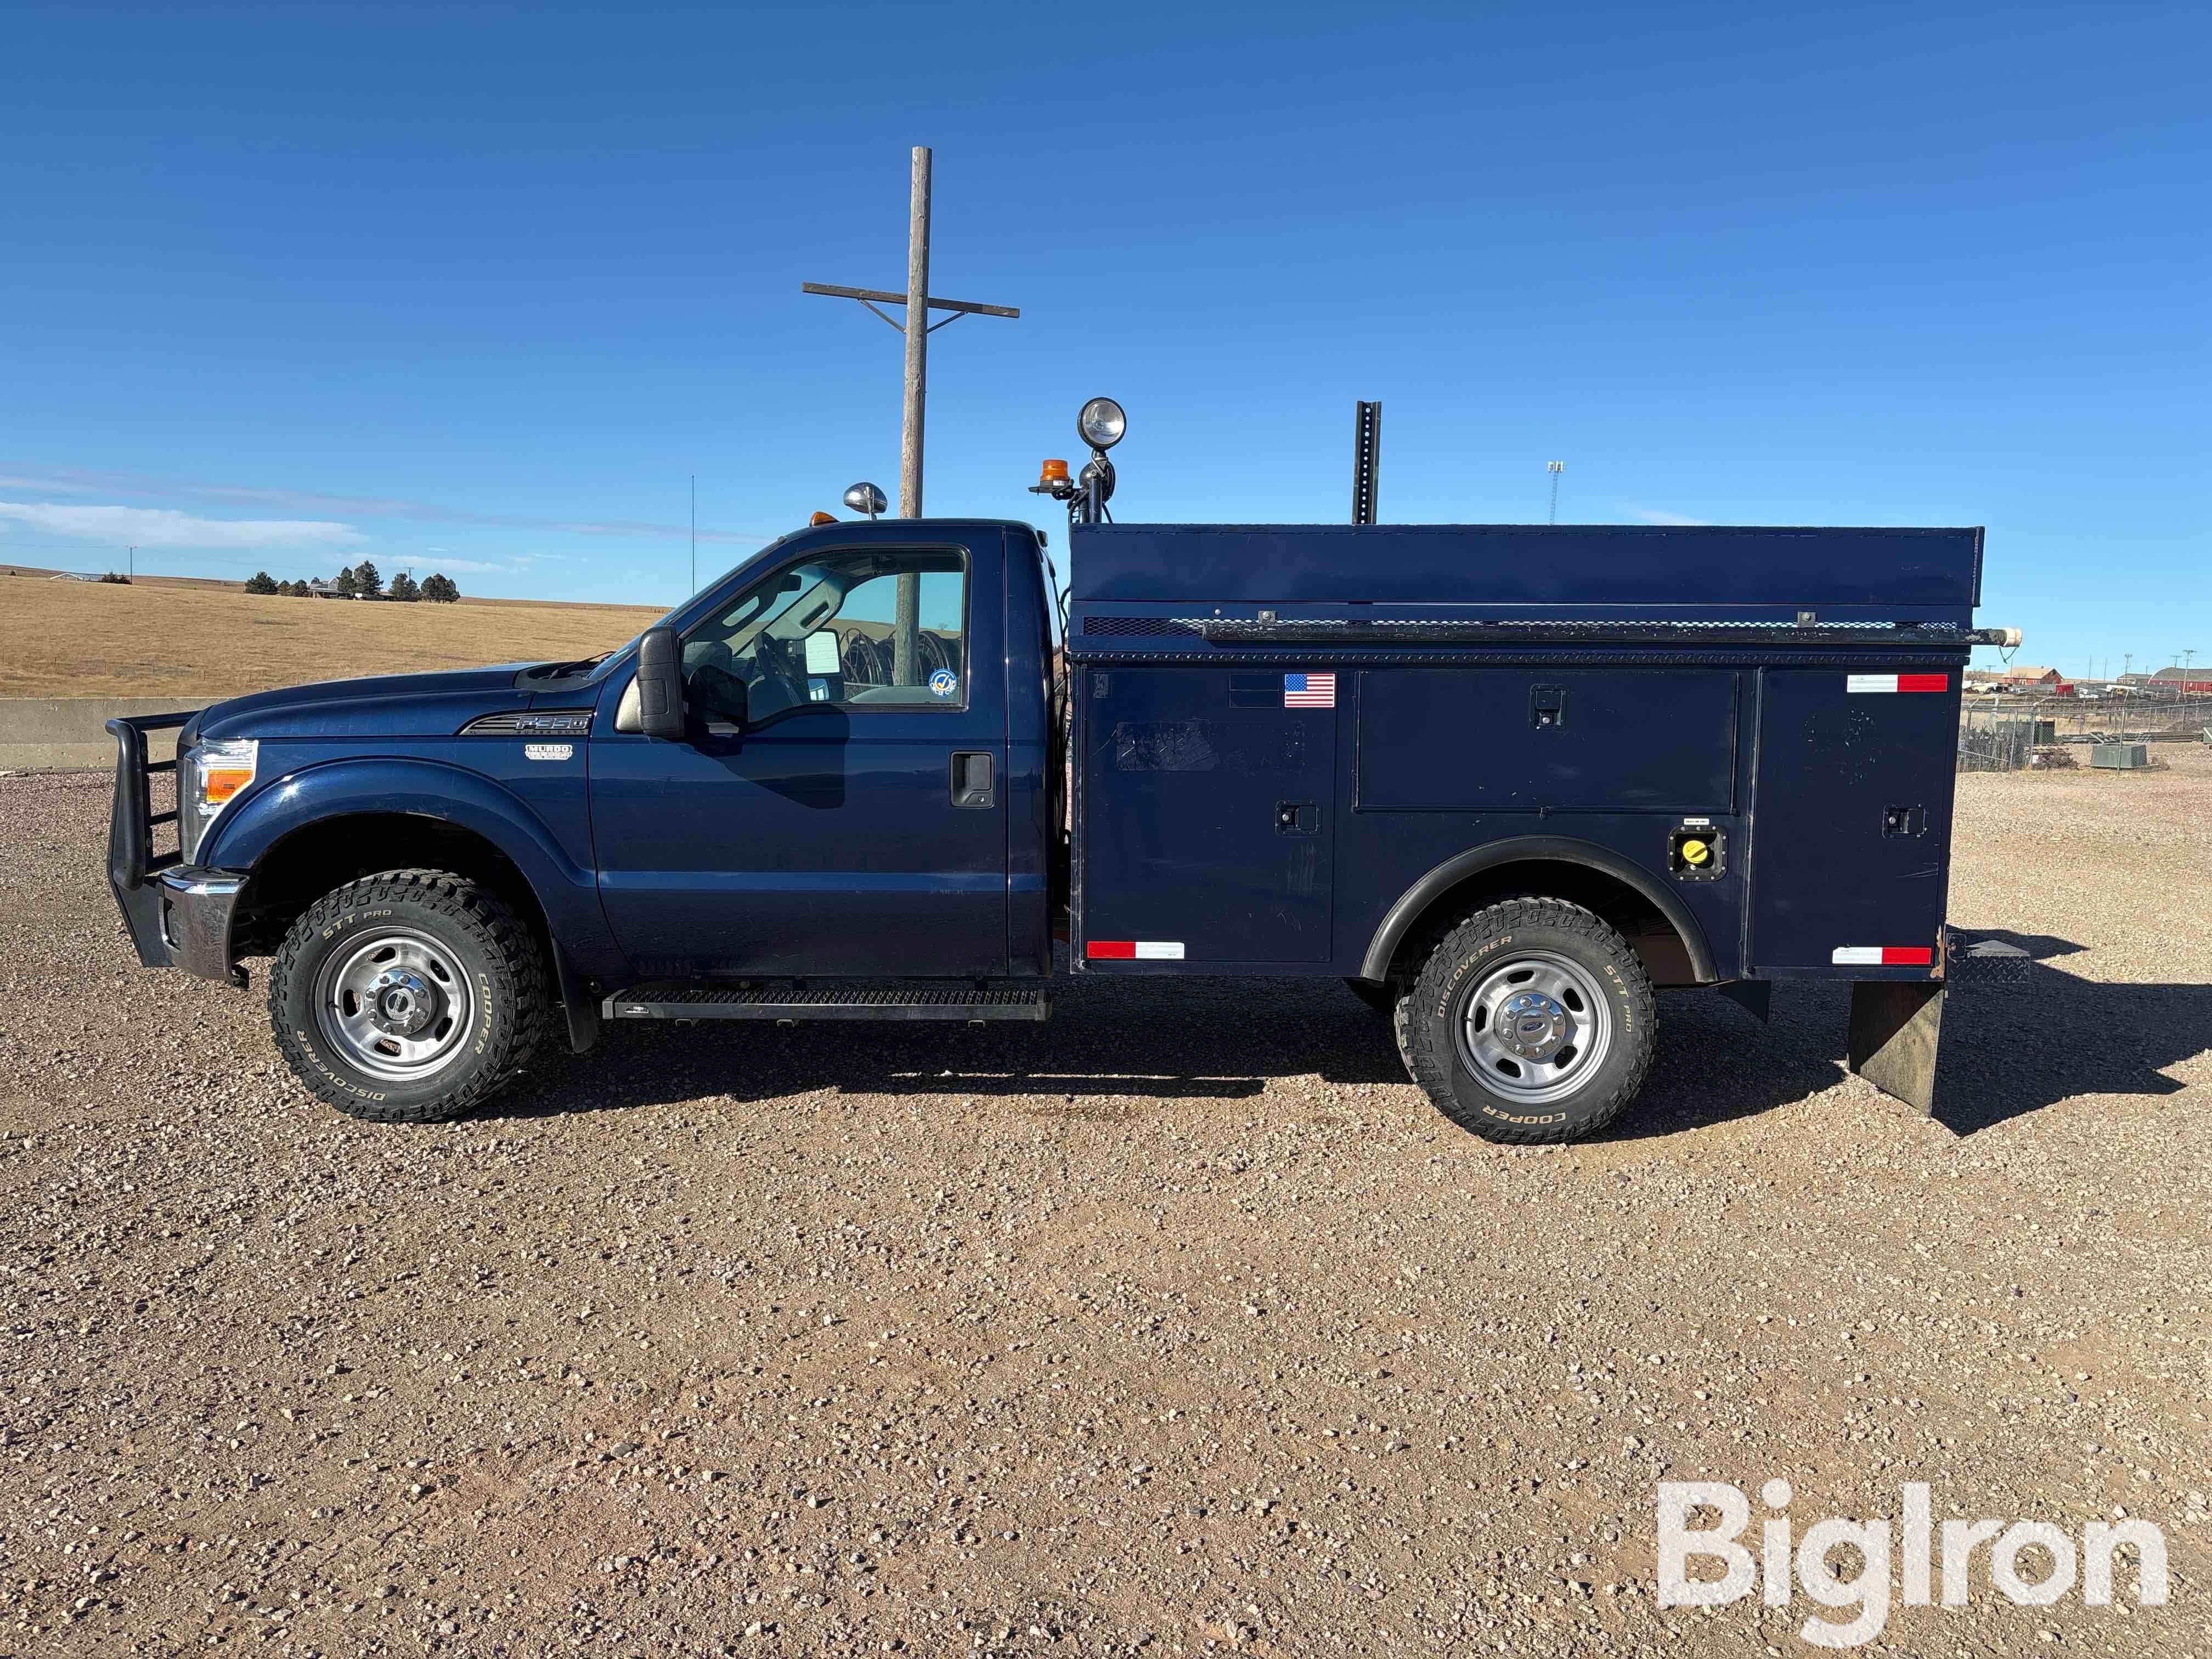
[1069,523,1983,611]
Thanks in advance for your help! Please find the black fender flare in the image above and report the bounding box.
[1358,834,1718,985]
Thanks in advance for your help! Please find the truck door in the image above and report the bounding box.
[589,539,1008,978]
[1080,667,1336,964]
[1748,667,1960,972]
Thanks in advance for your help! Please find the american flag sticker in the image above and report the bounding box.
[1283,671,1336,708]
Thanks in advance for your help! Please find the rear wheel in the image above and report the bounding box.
[269,869,553,1123]
[1395,898,1656,1143]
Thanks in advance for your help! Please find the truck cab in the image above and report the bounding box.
[587,521,1059,982]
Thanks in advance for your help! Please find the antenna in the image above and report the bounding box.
[1547,461,1565,525]
[689,475,696,595]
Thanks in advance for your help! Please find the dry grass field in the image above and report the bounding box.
[0,568,664,698]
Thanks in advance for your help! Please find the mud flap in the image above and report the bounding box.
[1848,981,1945,1115]
[1716,980,1771,1023]
[551,945,602,1056]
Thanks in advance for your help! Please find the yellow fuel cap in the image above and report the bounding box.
[1680,838,1711,865]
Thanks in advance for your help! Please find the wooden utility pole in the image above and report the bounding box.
[900,145,931,521]
[803,146,1018,683]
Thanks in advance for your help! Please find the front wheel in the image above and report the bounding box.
[1394,898,1656,1144]
[269,869,553,1123]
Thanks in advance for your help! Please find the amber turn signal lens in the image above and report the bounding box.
[1038,458,1070,485]
[201,767,253,805]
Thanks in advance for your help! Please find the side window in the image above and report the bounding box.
[681,548,967,724]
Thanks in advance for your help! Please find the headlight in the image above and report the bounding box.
[1077,396,1126,450]
[182,738,257,862]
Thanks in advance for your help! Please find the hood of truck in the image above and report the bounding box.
[189,664,566,742]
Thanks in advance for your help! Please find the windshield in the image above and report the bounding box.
[656,532,806,635]
[528,532,805,681]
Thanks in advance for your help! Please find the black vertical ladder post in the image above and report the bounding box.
[1351,401,1381,525]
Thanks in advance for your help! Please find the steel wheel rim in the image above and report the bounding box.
[1455,950,1613,1104]
[314,929,475,1082]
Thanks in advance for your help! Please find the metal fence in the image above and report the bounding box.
[1957,709,2036,772]
[1957,696,2208,772]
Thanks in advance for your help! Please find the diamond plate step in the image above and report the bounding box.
[1944,929,2033,990]
[604,984,1051,1022]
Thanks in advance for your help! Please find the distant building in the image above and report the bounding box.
[2002,665,2062,687]
[2150,666,2212,693]
[306,579,358,600]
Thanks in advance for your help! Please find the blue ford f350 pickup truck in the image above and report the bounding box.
[105,417,2023,1143]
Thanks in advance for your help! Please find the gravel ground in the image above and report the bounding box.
[3,753,2208,1657]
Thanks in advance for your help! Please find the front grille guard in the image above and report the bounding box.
[104,712,196,966]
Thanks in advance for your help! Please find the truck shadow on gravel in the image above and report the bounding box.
[478,945,2210,1141]
[1640,936,2209,1141]
[1921,942,2210,1136]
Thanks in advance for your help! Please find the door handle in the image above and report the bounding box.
[950,751,995,809]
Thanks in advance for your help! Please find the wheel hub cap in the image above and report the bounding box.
[1496,990,1570,1061]
[369,968,439,1036]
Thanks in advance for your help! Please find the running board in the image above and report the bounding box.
[603,984,1051,1023]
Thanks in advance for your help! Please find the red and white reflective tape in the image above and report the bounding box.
[1831,946,1934,966]
[1846,673,1949,693]
[1085,940,1186,961]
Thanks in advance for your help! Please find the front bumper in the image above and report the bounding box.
[105,711,246,986]
[111,866,250,984]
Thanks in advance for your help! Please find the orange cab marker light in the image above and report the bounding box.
[809,511,838,526]
[201,768,253,804]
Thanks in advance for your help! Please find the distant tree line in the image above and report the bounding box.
[245,561,461,601]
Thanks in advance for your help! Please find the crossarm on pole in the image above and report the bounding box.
[801,281,1019,319]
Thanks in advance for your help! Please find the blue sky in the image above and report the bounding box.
[2,2,2204,675]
